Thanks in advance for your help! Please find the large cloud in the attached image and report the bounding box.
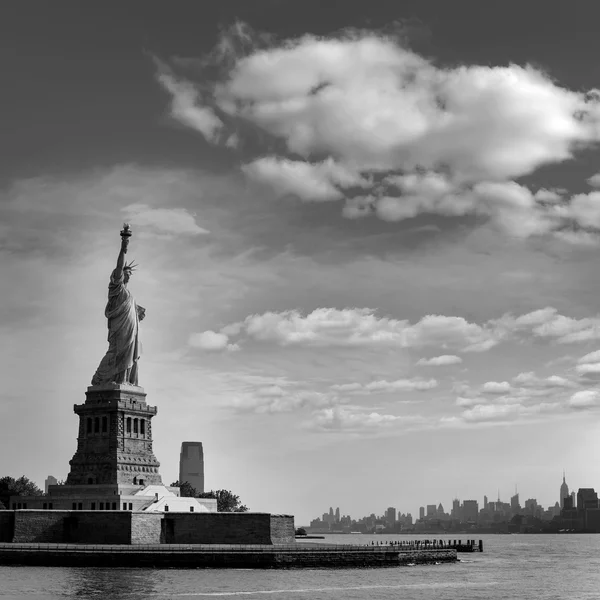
[157,28,600,240]
[189,305,600,353]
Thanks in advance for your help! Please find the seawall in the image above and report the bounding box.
[0,543,456,568]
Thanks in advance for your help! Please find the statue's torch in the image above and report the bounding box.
[120,222,132,239]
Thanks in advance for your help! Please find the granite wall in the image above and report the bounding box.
[12,511,132,544]
[0,511,14,542]
[130,513,163,544]
[4,511,294,545]
[270,515,295,544]
[163,512,275,544]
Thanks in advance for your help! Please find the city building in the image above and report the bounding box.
[462,500,479,522]
[385,506,396,526]
[560,472,569,509]
[419,506,425,520]
[179,442,204,494]
[44,475,58,494]
[577,488,599,510]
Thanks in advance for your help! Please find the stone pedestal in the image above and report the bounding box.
[65,384,162,487]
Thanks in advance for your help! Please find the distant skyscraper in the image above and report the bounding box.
[385,506,396,525]
[179,442,204,493]
[560,472,569,509]
[510,492,520,513]
[335,507,340,523]
[462,500,479,522]
[571,491,576,508]
[426,504,436,517]
[483,495,488,510]
[44,475,58,494]
[419,506,425,520]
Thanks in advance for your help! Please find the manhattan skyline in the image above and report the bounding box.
[3,1,600,525]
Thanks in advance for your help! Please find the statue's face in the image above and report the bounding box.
[124,270,132,284]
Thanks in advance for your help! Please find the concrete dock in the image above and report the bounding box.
[0,542,457,568]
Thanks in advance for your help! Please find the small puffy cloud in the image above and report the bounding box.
[568,390,600,409]
[309,406,405,432]
[122,203,209,236]
[242,157,366,201]
[227,307,500,351]
[481,381,513,394]
[587,173,600,188]
[575,363,600,376]
[416,354,463,366]
[512,371,576,388]
[534,188,564,203]
[578,350,600,364]
[156,72,223,142]
[498,307,600,345]
[462,403,523,423]
[456,396,478,407]
[331,378,437,394]
[568,192,600,229]
[228,387,334,414]
[188,330,239,352]
[211,305,600,356]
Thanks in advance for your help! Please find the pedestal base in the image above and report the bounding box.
[65,384,162,487]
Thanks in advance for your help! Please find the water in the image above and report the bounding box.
[1,534,599,600]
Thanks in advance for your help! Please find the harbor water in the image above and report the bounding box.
[1,533,599,600]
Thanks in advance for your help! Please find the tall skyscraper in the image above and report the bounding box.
[560,472,569,509]
[335,507,340,523]
[385,506,396,526]
[179,442,204,493]
[419,506,425,520]
[44,475,58,494]
[462,500,479,522]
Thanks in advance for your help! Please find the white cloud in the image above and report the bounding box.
[209,306,600,356]
[481,381,513,394]
[226,307,501,351]
[568,390,600,409]
[462,403,523,423]
[157,30,600,240]
[575,363,600,376]
[416,354,463,366]
[331,378,437,394]
[456,396,478,407]
[587,173,600,188]
[578,350,600,364]
[513,372,576,389]
[157,72,223,142]
[309,406,405,432]
[122,203,209,236]
[242,157,367,201]
[188,330,239,352]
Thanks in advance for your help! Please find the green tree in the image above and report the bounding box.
[170,480,199,498]
[169,482,248,512]
[0,476,43,508]
[198,489,248,512]
[295,527,307,536]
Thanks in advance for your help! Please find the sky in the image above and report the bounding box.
[3,1,600,525]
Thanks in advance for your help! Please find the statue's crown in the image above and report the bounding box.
[124,260,138,272]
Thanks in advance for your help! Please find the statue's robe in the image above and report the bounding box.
[92,269,141,386]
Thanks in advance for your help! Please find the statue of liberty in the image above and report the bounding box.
[92,224,146,386]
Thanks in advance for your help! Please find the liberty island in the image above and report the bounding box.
[0,226,454,567]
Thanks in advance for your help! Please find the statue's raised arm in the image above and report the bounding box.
[91,224,143,387]
[114,223,131,279]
